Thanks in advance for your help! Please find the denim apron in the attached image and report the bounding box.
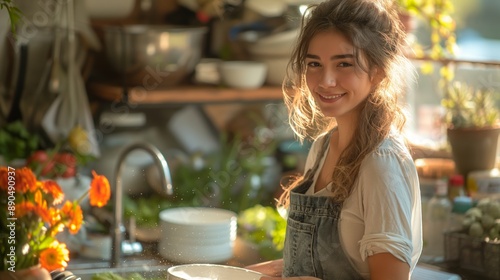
[282,134,364,280]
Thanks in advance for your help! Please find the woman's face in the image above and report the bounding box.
[305,30,376,121]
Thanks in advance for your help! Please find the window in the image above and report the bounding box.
[405,0,500,161]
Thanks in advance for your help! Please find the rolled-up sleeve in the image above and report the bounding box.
[357,147,419,266]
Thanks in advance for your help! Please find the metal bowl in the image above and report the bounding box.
[103,25,207,87]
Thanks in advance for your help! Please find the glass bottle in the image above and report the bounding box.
[422,178,452,263]
[448,174,466,202]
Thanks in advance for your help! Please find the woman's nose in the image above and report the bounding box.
[319,69,336,88]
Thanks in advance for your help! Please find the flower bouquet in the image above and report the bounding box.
[0,166,110,275]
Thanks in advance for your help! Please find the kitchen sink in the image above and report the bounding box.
[67,254,163,270]
[67,264,172,280]
[66,247,173,280]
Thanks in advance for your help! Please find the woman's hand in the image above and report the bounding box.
[245,260,321,280]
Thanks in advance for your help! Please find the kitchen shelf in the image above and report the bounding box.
[87,82,284,106]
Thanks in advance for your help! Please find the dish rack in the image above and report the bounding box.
[444,231,500,279]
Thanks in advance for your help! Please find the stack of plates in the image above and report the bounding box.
[158,207,237,264]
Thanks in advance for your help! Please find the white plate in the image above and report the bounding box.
[159,207,237,229]
[160,222,237,239]
[160,242,234,264]
[167,264,263,280]
[161,232,232,246]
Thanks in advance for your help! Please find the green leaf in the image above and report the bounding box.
[0,1,22,34]
[91,272,127,280]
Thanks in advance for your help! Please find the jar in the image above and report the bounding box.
[467,168,500,200]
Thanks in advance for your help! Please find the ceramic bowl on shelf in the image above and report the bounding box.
[167,264,263,280]
[246,28,299,57]
[218,61,267,89]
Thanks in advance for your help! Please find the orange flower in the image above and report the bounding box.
[89,170,111,207]
[15,167,38,193]
[31,190,52,224]
[61,201,83,234]
[47,207,63,230]
[0,167,8,191]
[0,126,112,271]
[41,180,64,204]
[15,201,36,218]
[39,241,69,271]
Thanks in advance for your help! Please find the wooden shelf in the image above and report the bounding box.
[88,82,284,106]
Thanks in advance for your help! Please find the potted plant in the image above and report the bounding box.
[0,166,110,279]
[441,81,500,178]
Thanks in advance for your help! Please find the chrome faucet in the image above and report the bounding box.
[111,142,173,267]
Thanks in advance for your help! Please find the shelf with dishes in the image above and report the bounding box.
[87,81,284,106]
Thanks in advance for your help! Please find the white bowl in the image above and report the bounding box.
[247,28,299,57]
[219,61,267,89]
[167,264,263,280]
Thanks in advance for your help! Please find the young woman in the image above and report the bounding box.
[247,0,422,279]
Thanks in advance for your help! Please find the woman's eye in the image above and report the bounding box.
[307,61,321,68]
[338,62,353,67]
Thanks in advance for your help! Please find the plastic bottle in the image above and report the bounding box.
[421,178,452,263]
[448,174,466,202]
[449,196,473,232]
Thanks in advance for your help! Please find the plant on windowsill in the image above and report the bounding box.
[441,81,500,179]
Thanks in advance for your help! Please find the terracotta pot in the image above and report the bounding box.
[447,126,500,177]
[0,265,51,280]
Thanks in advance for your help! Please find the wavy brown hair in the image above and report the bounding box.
[279,0,414,206]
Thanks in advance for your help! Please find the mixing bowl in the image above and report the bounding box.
[167,264,263,280]
[103,25,207,87]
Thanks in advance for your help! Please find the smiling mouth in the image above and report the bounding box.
[318,93,346,100]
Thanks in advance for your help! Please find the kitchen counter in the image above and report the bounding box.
[66,238,486,280]
[423,261,494,280]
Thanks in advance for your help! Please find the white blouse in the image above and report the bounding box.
[304,131,422,279]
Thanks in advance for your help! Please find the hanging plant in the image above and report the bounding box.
[0,0,22,33]
[396,0,458,82]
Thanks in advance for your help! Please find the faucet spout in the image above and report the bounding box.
[110,142,173,267]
